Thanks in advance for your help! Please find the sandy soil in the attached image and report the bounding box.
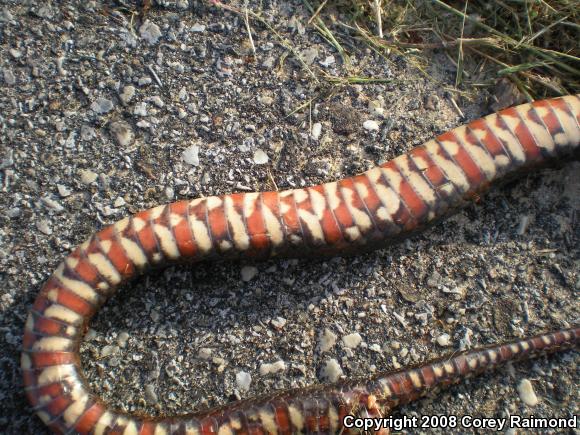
[0,1,577,433]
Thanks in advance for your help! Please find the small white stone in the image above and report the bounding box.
[80,169,98,184]
[101,345,119,357]
[320,358,343,382]
[271,317,287,330]
[57,184,71,197]
[149,95,164,108]
[117,332,130,348]
[90,98,114,114]
[319,55,335,67]
[3,68,16,85]
[109,120,134,147]
[317,328,337,353]
[138,76,152,86]
[81,125,96,141]
[363,120,380,132]
[517,378,539,406]
[253,149,269,165]
[198,348,213,360]
[191,23,206,32]
[182,145,200,166]
[139,20,162,44]
[311,122,322,140]
[144,384,158,404]
[236,371,252,392]
[342,332,363,349]
[241,266,258,282]
[259,360,286,376]
[369,343,382,353]
[36,220,52,235]
[41,197,64,212]
[436,333,452,347]
[113,197,126,208]
[368,100,384,117]
[119,85,135,105]
[133,102,148,117]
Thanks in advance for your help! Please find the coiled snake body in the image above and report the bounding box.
[23,96,580,434]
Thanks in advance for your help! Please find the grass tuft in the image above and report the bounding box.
[323,0,579,98]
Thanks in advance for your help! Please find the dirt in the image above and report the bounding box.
[0,1,577,434]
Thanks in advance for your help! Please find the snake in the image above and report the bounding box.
[22,95,580,434]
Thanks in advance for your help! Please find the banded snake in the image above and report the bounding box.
[22,95,580,434]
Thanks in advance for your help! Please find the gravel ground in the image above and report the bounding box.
[0,1,578,434]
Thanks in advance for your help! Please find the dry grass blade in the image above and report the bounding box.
[309,0,579,98]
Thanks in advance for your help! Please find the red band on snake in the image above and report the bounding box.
[22,95,580,434]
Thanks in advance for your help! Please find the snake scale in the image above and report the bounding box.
[22,95,580,434]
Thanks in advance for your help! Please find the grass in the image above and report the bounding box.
[305,0,580,99]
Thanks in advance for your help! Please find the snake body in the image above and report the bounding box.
[23,95,580,434]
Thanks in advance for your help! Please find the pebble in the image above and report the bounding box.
[117,332,130,348]
[57,184,71,197]
[262,57,275,69]
[101,345,119,357]
[311,122,322,140]
[236,371,252,392]
[271,317,287,330]
[317,328,337,353]
[300,47,318,65]
[436,333,452,347]
[253,149,269,164]
[368,100,384,117]
[182,145,200,166]
[80,169,98,185]
[363,120,380,132]
[90,98,114,114]
[149,95,164,108]
[517,215,530,235]
[139,20,162,44]
[113,197,126,208]
[36,220,52,235]
[41,196,64,212]
[6,207,21,218]
[198,348,213,360]
[3,68,16,85]
[342,332,363,349]
[517,378,539,406]
[138,76,152,86]
[80,125,96,141]
[144,384,158,404]
[259,94,274,105]
[319,55,335,67]
[0,8,14,22]
[119,85,135,105]
[191,23,206,32]
[320,358,343,382]
[424,94,439,110]
[241,266,258,282]
[259,360,286,375]
[109,120,134,147]
[133,102,148,117]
